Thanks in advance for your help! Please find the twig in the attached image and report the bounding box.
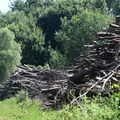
[70,67,118,105]
[102,72,115,90]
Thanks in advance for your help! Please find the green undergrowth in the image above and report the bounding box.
[0,93,119,120]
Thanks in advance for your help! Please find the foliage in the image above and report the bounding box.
[0,0,115,68]
[10,0,25,12]
[49,49,67,69]
[0,28,21,82]
[0,95,119,120]
[55,10,113,63]
[2,12,45,65]
[105,0,120,15]
[31,0,109,50]
[16,90,29,103]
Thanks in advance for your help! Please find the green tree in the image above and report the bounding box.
[0,28,21,82]
[1,12,45,65]
[36,0,109,50]
[8,13,45,65]
[105,0,120,15]
[55,10,113,63]
[11,0,109,50]
[10,0,25,12]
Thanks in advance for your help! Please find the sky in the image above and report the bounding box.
[0,0,11,13]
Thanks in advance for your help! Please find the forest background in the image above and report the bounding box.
[0,0,120,80]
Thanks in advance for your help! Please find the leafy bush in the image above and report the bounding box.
[0,28,21,82]
[56,9,113,63]
[49,50,67,69]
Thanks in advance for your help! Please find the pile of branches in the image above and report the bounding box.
[67,16,120,102]
[0,16,120,108]
[0,65,67,107]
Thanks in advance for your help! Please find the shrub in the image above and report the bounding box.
[49,50,67,69]
[0,28,21,82]
[55,9,113,63]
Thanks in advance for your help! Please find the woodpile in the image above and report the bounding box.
[0,65,67,107]
[0,16,120,108]
[67,16,120,102]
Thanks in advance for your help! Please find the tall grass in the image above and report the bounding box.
[0,95,119,120]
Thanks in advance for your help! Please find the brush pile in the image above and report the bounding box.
[0,17,120,107]
[67,16,120,100]
[0,65,67,107]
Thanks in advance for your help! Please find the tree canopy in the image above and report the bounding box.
[0,0,115,70]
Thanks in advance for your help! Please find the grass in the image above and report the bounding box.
[0,94,119,120]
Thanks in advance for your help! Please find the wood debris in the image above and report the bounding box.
[0,66,67,108]
[67,16,120,101]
